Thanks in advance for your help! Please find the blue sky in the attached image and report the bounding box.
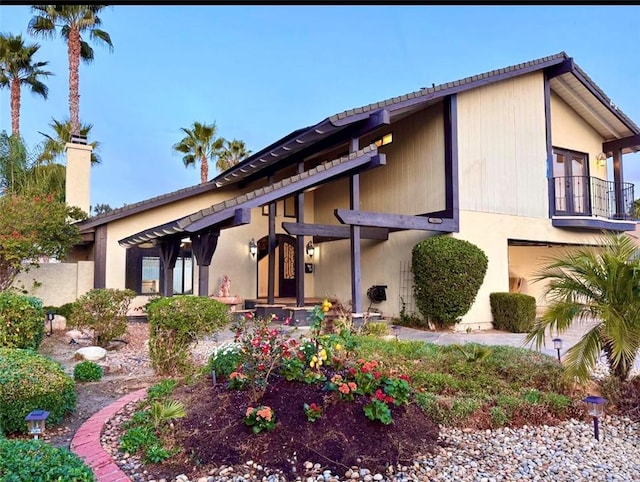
[1,5,640,211]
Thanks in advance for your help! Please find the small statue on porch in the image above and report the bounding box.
[218,275,231,298]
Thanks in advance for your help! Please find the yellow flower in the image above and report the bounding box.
[322,299,332,313]
[335,343,342,351]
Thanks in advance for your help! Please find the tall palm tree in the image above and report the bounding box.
[38,118,101,165]
[0,33,52,136]
[526,232,640,382]
[28,5,113,136]
[173,121,224,185]
[217,138,251,172]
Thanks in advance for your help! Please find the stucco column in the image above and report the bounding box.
[65,142,93,216]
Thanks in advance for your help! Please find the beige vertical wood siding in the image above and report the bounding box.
[457,72,548,217]
[313,102,446,223]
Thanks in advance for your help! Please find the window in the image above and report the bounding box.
[373,132,393,147]
[125,245,193,295]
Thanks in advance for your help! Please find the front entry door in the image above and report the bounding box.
[552,148,589,215]
[279,237,296,298]
[256,234,297,298]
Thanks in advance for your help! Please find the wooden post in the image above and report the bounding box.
[296,161,305,307]
[349,137,362,314]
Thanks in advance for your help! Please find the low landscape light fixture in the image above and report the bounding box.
[306,240,315,258]
[25,410,49,440]
[583,395,606,441]
[552,337,562,363]
[46,311,55,336]
[248,238,257,258]
[595,152,607,167]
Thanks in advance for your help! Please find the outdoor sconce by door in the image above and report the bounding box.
[249,238,257,258]
[306,241,315,258]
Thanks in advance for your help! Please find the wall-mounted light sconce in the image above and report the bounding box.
[306,240,315,258]
[596,152,607,167]
[249,238,257,258]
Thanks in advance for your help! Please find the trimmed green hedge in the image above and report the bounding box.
[490,292,537,333]
[412,236,488,329]
[0,438,95,481]
[0,348,76,434]
[0,292,45,350]
[147,295,229,376]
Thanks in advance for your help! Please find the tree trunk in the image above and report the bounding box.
[200,155,208,184]
[603,341,632,381]
[67,28,81,137]
[10,78,20,136]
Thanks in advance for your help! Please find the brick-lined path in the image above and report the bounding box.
[70,388,148,482]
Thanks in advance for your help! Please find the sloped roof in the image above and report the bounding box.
[118,144,384,248]
[81,51,639,233]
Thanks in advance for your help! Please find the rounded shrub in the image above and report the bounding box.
[490,292,536,333]
[0,348,76,434]
[412,235,488,329]
[147,296,230,376]
[0,292,45,350]
[68,288,136,347]
[74,360,104,382]
[0,438,95,481]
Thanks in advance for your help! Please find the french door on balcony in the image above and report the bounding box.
[552,148,590,215]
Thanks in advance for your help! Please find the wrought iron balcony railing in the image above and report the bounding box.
[551,176,635,220]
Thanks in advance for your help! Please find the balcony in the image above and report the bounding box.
[550,176,636,231]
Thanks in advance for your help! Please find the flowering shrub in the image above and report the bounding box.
[383,375,412,405]
[232,313,298,402]
[280,338,326,384]
[244,405,276,434]
[207,341,242,379]
[303,402,323,422]
[228,371,248,390]
[349,358,382,395]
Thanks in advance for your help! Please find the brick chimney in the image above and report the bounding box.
[65,139,93,216]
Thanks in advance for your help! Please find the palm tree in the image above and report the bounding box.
[526,232,640,382]
[0,33,52,136]
[217,138,251,172]
[0,130,65,201]
[28,5,113,136]
[173,121,224,185]
[38,118,101,165]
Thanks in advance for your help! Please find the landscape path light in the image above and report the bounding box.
[583,395,606,441]
[25,410,49,440]
[552,337,562,363]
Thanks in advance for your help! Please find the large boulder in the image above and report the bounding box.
[74,346,107,361]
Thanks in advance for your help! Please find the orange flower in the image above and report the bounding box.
[246,407,254,417]
[257,407,273,421]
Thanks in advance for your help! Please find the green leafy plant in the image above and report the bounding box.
[303,402,323,422]
[0,348,76,434]
[73,360,103,382]
[0,292,45,350]
[206,341,242,379]
[452,343,493,362]
[526,232,640,382]
[490,292,537,333]
[363,390,394,425]
[146,379,178,401]
[244,405,276,434]
[412,235,488,329]
[0,438,95,481]
[146,296,229,376]
[150,400,186,430]
[0,192,84,291]
[361,321,389,337]
[324,374,358,401]
[68,288,136,347]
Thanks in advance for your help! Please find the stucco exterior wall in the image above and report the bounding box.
[65,143,93,216]
[455,210,609,330]
[550,92,608,180]
[103,188,316,301]
[12,261,94,306]
[457,72,548,217]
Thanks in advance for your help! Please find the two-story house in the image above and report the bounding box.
[29,51,639,330]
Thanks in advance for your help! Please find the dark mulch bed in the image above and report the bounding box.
[144,375,440,480]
